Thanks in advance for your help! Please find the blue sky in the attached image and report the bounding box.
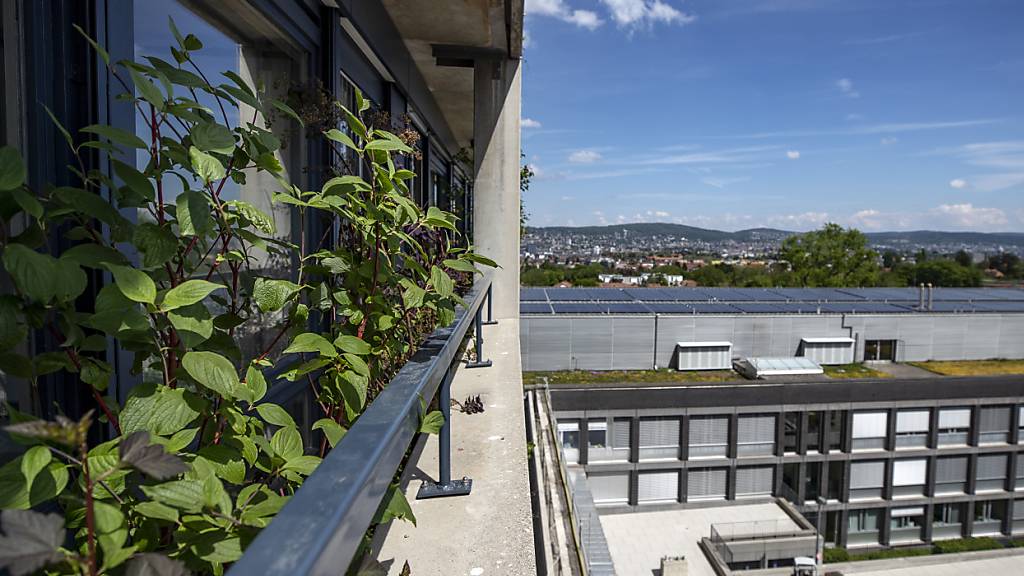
[521,0,1024,232]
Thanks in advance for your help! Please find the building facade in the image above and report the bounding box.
[551,375,1024,550]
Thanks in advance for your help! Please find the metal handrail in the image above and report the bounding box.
[229,271,494,576]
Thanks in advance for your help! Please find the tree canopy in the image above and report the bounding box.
[780,223,880,287]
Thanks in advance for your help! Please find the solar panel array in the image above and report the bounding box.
[520,287,1024,315]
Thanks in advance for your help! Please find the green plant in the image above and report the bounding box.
[0,20,491,576]
[932,537,1003,554]
[823,547,850,563]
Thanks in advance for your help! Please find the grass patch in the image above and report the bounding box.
[908,359,1024,376]
[822,363,890,379]
[522,369,739,387]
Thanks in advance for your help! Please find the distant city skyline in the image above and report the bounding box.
[522,0,1024,232]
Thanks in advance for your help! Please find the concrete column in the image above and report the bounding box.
[967,453,978,494]
[926,455,937,497]
[629,469,639,507]
[928,407,940,449]
[841,460,851,503]
[473,58,521,320]
[798,412,809,456]
[969,406,981,446]
[885,408,897,452]
[923,502,934,542]
[1011,404,1021,445]
[820,459,830,502]
[1009,451,1019,493]
[964,501,975,537]
[838,508,850,548]
[883,459,894,500]
[679,467,688,503]
[629,418,640,464]
[797,462,808,503]
[821,409,832,454]
[680,414,690,461]
[879,507,892,546]
[775,411,786,456]
[579,418,589,466]
[728,413,738,459]
[842,409,854,453]
[727,465,737,500]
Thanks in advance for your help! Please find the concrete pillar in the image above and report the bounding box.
[629,469,639,507]
[1009,451,1019,493]
[821,409,832,454]
[775,411,786,457]
[928,407,939,449]
[879,507,892,546]
[727,413,738,459]
[473,58,521,320]
[679,467,688,503]
[885,408,897,452]
[680,414,690,461]
[629,418,640,464]
[798,412,809,455]
[969,406,981,446]
[579,418,589,466]
[923,502,934,542]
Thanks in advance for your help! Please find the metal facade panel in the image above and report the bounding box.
[998,315,1024,358]
[963,316,997,360]
[525,318,572,371]
[611,317,655,370]
[930,317,967,360]
[571,318,614,371]
[588,472,630,504]
[687,468,727,500]
[656,317,697,368]
[638,471,679,503]
[735,466,774,496]
[896,316,936,361]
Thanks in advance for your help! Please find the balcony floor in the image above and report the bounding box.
[374,319,536,575]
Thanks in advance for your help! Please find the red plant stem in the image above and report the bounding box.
[47,324,121,434]
[81,440,98,576]
[255,320,292,364]
[150,105,165,225]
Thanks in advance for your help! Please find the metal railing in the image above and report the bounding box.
[229,272,496,576]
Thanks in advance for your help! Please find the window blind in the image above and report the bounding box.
[687,468,727,500]
[852,412,888,438]
[979,407,1010,432]
[977,454,1008,480]
[612,418,631,449]
[639,418,680,448]
[638,471,678,503]
[588,472,629,503]
[689,417,729,446]
[938,408,971,429]
[935,456,968,483]
[738,416,776,444]
[896,410,930,434]
[850,461,885,489]
[892,459,927,486]
[735,466,774,496]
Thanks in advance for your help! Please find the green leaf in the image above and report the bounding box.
[191,122,235,155]
[376,483,416,527]
[364,138,411,153]
[270,427,303,461]
[255,404,296,429]
[181,351,238,399]
[168,304,214,348]
[20,446,51,493]
[252,277,302,313]
[312,419,347,448]
[425,206,457,231]
[53,258,88,303]
[10,189,43,219]
[161,279,224,311]
[140,479,204,513]
[0,457,69,509]
[282,455,321,475]
[334,334,371,355]
[92,500,125,534]
[324,128,359,151]
[283,332,337,358]
[175,190,211,236]
[73,23,110,66]
[125,553,189,576]
[189,146,225,183]
[80,124,148,149]
[129,68,165,110]
[133,223,178,269]
[430,265,454,298]
[134,501,179,523]
[338,370,368,416]
[104,263,156,304]
[2,244,57,302]
[444,258,478,274]
[271,99,303,127]
[0,146,26,191]
[243,365,267,404]
[120,385,203,436]
[227,200,276,234]
[112,159,155,202]
[419,410,445,435]
[60,243,126,269]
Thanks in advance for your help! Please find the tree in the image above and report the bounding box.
[779,223,880,287]
[910,260,983,287]
[986,252,1022,278]
[520,155,533,238]
[954,249,973,268]
[882,250,901,269]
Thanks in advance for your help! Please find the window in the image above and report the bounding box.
[639,417,680,461]
[864,339,897,361]
[783,413,799,453]
[849,461,885,500]
[806,411,822,452]
[133,0,307,364]
[975,454,1008,493]
[937,408,970,446]
[735,466,774,498]
[827,411,844,451]
[638,471,679,504]
[1019,407,1024,442]
[889,507,925,543]
[1017,455,1024,491]
[851,411,888,451]
[557,420,580,463]
[847,509,881,546]
[973,500,1007,536]
[934,456,968,495]
[588,418,629,463]
[689,416,729,458]
[933,503,965,540]
[1014,500,1024,534]
[737,415,775,457]
[588,472,629,505]
[895,410,930,449]
[892,459,927,498]
[687,468,727,501]
[979,406,1010,444]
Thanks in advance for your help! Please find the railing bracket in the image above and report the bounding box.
[416,477,473,499]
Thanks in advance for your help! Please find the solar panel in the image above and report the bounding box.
[689,303,739,313]
[586,288,633,301]
[974,289,1024,301]
[519,288,548,302]
[975,301,1024,312]
[915,301,982,313]
[729,288,790,301]
[658,288,709,301]
[605,302,652,314]
[644,303,693,314]
[546,288,589,301]
[731,302,784,313]
[837,288,919,301]
[625,288,677,301]
[519,303,553,314]
[551,302,605,314]
[819,302,910,314]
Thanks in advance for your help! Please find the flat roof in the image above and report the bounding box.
[599,502,800,576]
[802,336,856,344]
[519,287,1024,316]
[677,341,733,348]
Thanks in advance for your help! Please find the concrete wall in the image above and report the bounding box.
[521,313,1024,371]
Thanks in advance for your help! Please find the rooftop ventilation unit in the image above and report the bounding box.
[674,341,733,371]
[799,336,855,365]
[733,356,824,379]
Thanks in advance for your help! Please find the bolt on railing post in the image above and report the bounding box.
[483,283,497,325]
[466,300,493,369]
[416,363,472,499]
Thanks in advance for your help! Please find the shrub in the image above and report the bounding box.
[0,19,491,576]
[823,547,850,563]
[932,537,1004,554]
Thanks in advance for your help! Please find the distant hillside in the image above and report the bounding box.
[526,223,1024,247]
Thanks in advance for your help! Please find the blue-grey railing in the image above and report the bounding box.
[229,272,495,575]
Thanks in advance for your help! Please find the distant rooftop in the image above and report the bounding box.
[520,286,1024,315]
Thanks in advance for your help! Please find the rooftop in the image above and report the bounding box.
[519,286,1024,315]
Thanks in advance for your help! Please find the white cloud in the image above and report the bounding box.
[525,0,604,29]
[949,178,967,189]
[786,150,800,159]
[766,211,830,228]
[880,137,898,146]
[835,77,860,98]
[598,0,695,27]
[702,176,750,189]
[933,203,1008,228]
[927,140,1024,192]
[848,204,1008,231]
[522,117,542,129]
[568,150,603,164]
[654,210,670,218]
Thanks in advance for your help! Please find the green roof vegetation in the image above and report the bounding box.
[908,359,1024,376]
[821,363,890,379]
[522,369,739,387]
